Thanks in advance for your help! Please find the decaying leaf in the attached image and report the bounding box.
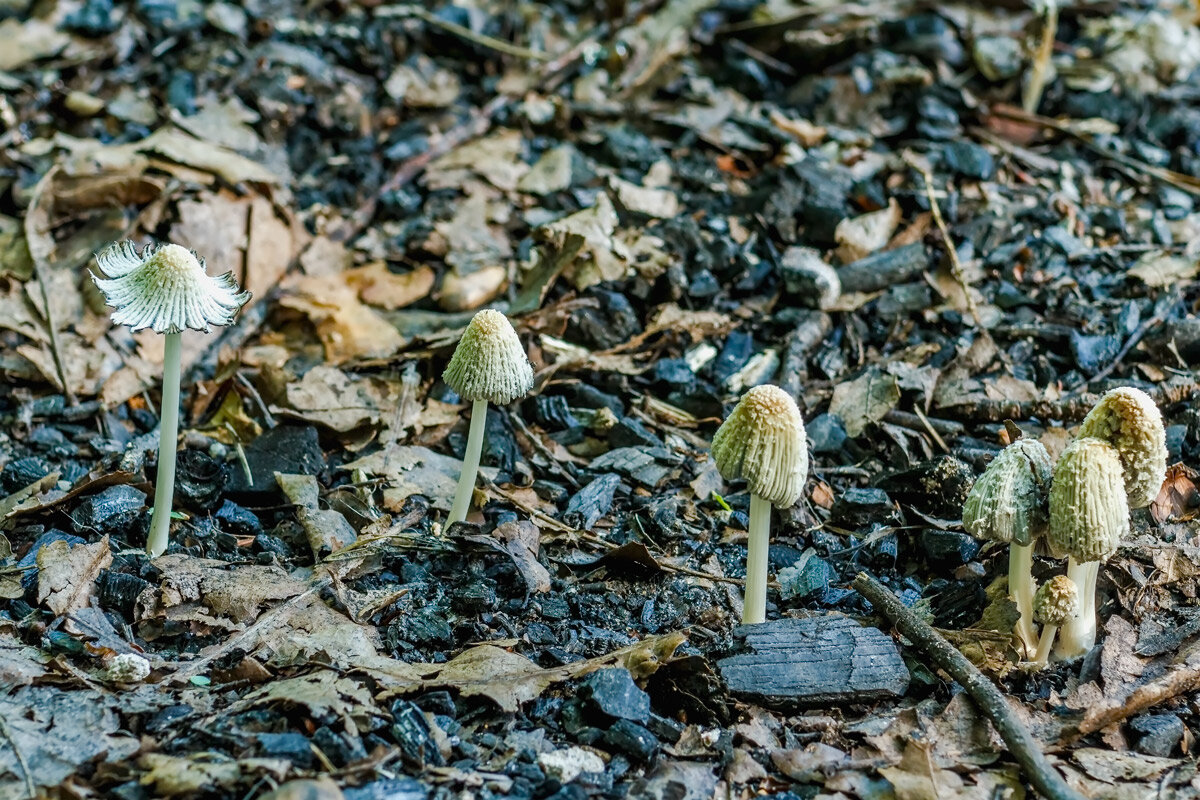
[342,446,500,512]
[828,368,901,437]
[1127,251,1199,287]
[1151,463,1198,524]
[155,557,308,624]
[279,271,407,363]
[345,261,435,310]
[138,754,243,797]
[835,199,902,263]
[235,670,380,727]
[37,536,113,617]
[277,365,390,433]
[537,193,631,290]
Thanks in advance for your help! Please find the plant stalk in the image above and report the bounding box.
[146,331,182,558]
[1055,557,1097,660]
[1009,543,1038,658]
[447,399,488,526]
[1031,624,1059,668]
[743,494,771,624]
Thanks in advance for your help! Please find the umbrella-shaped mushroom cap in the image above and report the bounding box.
[1048,437,1129,563]
[442,309,534,405]
[711,385,808,508]
[1078,387,1167,509]
[92,241,251,334]
[1033,575,1080,626]
[962,438,1053,547]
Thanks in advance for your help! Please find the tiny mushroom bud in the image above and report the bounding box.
[105,652,152,684]
[711,385,808,625]
[93,242,250,558]
[1030,575,1080,668]
[1078,386,1167,509]
[442,309,534,525]
[1047,437,1129,660]
[962,438,1052,659]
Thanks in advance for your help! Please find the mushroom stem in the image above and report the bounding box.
[1055,558,1098,660]
[146,331,182,558]
[743,494,771,624]
[447,398,488,526]
[1009,543,1039,658]
[1031,624,1059,668]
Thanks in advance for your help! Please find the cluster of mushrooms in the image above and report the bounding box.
[90,238,1165,665]
[963,387,1167,666]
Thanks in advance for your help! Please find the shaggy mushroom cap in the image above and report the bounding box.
[92,241,250,334]
[1033,575,1080,626]
[1078,387,1167,509]
[1048,437,1129,562]
[442,309,534,405]
[711,385,808,508]
[962,438,1053,547]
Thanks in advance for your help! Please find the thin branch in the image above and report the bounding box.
[1059,661,1200,744]
[852,572,1087,800]
[376,5,550,61]
[914,165,984,328]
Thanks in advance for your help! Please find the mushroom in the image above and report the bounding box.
[92,241,250,557]
[1029,575,1079,668]
[1077,386,1167,509]
[442,309,533,526]
[1047,437,1129,660]
[961,437,1053,658]
[711,385,808,625]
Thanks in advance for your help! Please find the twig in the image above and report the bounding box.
[941,380,1200,422]
[1059,661,1200,744]
[914,165,984,328]
[1023,0,1059,113]
[1065,306,1168,395]
[376,5,549,61]
[0,712,34,799]
[508,411,581,489]
[852,572,1087,800]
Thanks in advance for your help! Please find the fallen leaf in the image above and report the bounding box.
[1127,251,1199,287]
[517,145,577,195]
[138,753,242,796]
[37,536,113,617]
[155,556,308,624]
[279,272,406,363]
[277,365,389,433]
[0,18,70,71]
[829,368,901,437]
[609,176,679,218]
[346,261,435,310]
[426,129,528,192]
[141,128,280,185]
[235,670,379,727]
[537,193,631,289]
[342,446,499,512]
[1151,463,1198,524]
[835,198,902,263]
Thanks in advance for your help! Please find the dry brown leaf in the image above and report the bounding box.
[279,272,406,363]
[0,18,70,70]
[1151,463,1198,524]
[155,556,307,624]
[170,192,250,278]
[345,261,435,310]
[244,197,297,302]
[141,128,279,185]
[425,128,528,192]
[277,365,389,432]
[835,198,902,263]
[36,536,113,617]
[137,754,242,797]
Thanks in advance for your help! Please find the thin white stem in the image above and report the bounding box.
[146,331,182,558]
[743,494,771,625]
[1055,557,1097,661]
[447,399,488,526]
[1031,624,1058,668]
[1009,543,1038,659]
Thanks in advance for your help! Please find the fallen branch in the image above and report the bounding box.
[852,572,1086,800]
[1059,661,1200,744]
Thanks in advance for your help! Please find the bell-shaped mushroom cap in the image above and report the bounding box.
[1033,575,1080,626]
[442,309,534,405]
[962,438,1053,546]
[1078,387,1167,509]
[711,385,808,508]
[1048,437,1129,563]
[92,241,251,334]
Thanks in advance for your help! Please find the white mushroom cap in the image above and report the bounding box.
[1078,387,1167,509]
[442,309,534,404]
[711,385,808,508]
[1048,437,1129,563]
[92,241,251,334]
[962,438,1053,547]
[1033,575,1080,626]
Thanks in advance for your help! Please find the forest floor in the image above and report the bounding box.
[3,1,1200,798]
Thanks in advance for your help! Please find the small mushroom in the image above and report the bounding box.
[1030,575,1079,668]
[442,309,533,525]
[711,385,808,625]
[1047,437,1129,660]
[92,242,250,557]
[961,438,1052,659]
[1077,386,1167,509]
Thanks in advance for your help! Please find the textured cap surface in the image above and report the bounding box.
[711,385,808,508]
[1033,575,1080,626]
[1078,387,1167,509]
[1048,437,1129,562]
[962,438,1052,546]
[92,241,251,334]
[442,309,534,404]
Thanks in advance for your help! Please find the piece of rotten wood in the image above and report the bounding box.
[853,572,1086,800]
[716,615,909,707]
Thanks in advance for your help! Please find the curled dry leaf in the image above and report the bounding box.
[1150,462,1199,524]
[37,535,113,617]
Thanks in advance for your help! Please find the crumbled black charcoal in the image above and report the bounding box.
[925,579,986,629]
[916,94,961,141]
[257,732,315,767]
[97,571,151,621]
[778,555,836,601]
[602,719,659,762]
[590,447,681,487]
[607,417,663,449]
[581,668,650,723]
[830,488,901,530]
[391,699,447,767]
[567,289,642,350]
[2,457,53,493]
[561,384,623,416]
[807,414,847,454]
[884,14,963,64]
[537,595,570,621]
[531,396,578,431]
[69,485,147,536]
[941,141,995,180]
[648,359,696,392]
[313,726,367,766]
[919,529,980,567]
[711,332,754,384]
[253,533,293,561]
[837,243,927,293]
[173,450,228,512]
[452,580,497,614]
[865,531,899,569]
[215,500,263,537]
[601,125,666,171]
[563,474,621,530]
[343,778,428,800]
[1070,330,1122,374]
[875,456,974,517]
[27,427,75,457]
[226,426,324,501]
[145,704,193,733]
[1128,714,1184,757]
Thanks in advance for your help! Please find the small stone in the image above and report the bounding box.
[105,653,151,683]
[602,719,659,762]
[215,500,263,537]
[70,485,147,536]
[581,667,650,723]
[777,557,836,600]
[1129,714,1184,757]
[942,141,995,180]
[538,746,606,783]
[830,488,901,529]
[919,529,981,567]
